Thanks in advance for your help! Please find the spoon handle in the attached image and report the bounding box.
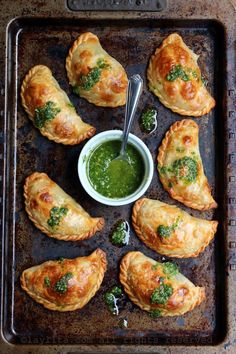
[120,74,143,156]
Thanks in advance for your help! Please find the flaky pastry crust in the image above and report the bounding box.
[24,172,104,241]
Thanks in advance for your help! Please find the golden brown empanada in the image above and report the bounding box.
[120,251,205,317]
[147,33,215,116]
[157,119,217,210]
[21,249,107,311]
[132,198,218,258]
[24,172,104,241]
[21,65,95,145]
[66,32,128,107]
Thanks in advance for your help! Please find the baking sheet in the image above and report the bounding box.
[2,17,227,346]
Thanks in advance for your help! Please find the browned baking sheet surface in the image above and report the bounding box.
[2,18,226,346]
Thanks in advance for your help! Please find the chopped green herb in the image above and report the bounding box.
[140,108,157,133]
[192,70,198,78]
[172,156,198,184]
[176,147,185,153]
[111,220,130,246]
[157,225,172,238]
[158,165,168,175]
[47,207,68,228]
[168,181,173,188]
[152,263,159,271]
[97,58,110,69]
[157,217,180,239]
[149,309,162,318]
[44,276,51,287]
[166,64,190,82]
[151,283,173,305]
[104,286,124,315]
[67,102,75,109]
[34,101,61,128]
[58,257,65,263]
[163,262,179,277]
[54,272,73,293]
[73,58,110,92]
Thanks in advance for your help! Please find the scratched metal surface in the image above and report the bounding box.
[2,17,227,347]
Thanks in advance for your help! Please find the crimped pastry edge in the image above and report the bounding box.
[20,248,107,311]
[132,198,218,258]
[65,32,126,107]
[119,251,206,316]
[157,119,217,210]
[147,33,216,117]
[24,172,105,241]
[21,64,96,145]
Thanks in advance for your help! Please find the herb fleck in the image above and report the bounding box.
[54,272,73,293]
[151,283,173,305]
[67,102,75,109]
[201,74,208,86]
[149,309,162,318]
[47,207,68,228]
[162,262,179,277]
[34,101,61,128]
[44,276,51,287]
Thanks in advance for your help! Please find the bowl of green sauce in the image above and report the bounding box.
[78,130,154,206]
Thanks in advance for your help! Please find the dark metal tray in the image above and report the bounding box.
[0,1,236,353]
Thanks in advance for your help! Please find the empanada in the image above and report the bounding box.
[120,251,205,317]
[21,249,107,311]
[24,172,104,241]
[21,65,95,145]
[147,33,215,116]
[66,32,128,107]
[157,119,217,210]
[132,198,218,258]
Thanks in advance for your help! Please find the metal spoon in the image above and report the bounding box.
[114,74,143,163]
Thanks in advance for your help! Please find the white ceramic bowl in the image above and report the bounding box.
[78,130,154,206]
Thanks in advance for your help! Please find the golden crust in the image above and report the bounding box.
[66,32,128,107]
[120,251,205,317]
[20,249,107,311]
[132,198,218,258]
[21,65,95,145]
[147,33,215,117]
[24,172,104,241]
[157,119,217,210]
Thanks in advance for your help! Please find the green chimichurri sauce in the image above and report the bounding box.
[110,220,130,246]
[47,206,68,228]
[34,101,61,128]
[104,286,124,315]
[157,217,181,238]
[54,272,73,294]
[151,283,173,305]
[73,58,110,93]
[87,140,145,199]
[140,108,158,133]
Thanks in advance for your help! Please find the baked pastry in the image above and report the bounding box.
[21,65,95,145]
[132,198,218,258]
[147,33,215,116]
[66,32,128,107]
[120,251,205,317]
[21,249,107,311]
[157,119,217,210]
[24,172,104,241]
